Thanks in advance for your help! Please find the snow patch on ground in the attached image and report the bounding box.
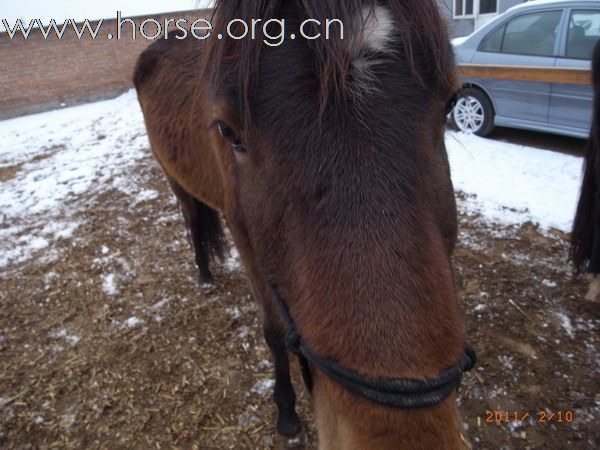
[49,327,81,346]
[124,317,143,328]
[498,355,515,371]
[225,307,241,320]
[225,247,241,271]
[257,359,272,370]
[0,90,149,269]
[151,298,170,310]
[237,325,252,341]
[555,311,575,338]
[446,131,582,231]
[101,274,118,296]
[135,189,159,203]
[250,378,275,397]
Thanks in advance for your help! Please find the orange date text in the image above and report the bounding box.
[485,410,573,425]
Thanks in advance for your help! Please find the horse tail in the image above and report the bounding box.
[188,196,226,263]
[571,136,598,272]
[570,39,600,272]
[163,175,226,283]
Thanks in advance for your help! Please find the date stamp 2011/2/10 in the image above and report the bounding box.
[486,410,574,425]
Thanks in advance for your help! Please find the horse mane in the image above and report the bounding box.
[570,38,600,272]
[202,0,454,122]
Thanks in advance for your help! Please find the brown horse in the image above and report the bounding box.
[571,38,600,301]
[134,1,474,448]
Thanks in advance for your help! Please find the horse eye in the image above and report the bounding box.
[216,121,246,153]
[217,121,234,139]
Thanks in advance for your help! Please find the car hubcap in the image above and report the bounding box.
[454,96,485,133]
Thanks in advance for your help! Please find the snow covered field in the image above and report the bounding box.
[0,91,149,268]
[0,90,585,268]
[446,131,583,231]
[1,91,597,449]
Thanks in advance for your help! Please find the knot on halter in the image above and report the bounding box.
[286,329,302,355]
[463,344,477,372]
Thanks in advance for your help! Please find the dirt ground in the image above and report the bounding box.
[1,153,599,449]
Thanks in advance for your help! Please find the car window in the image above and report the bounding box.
[500,11,562,57]
[566,10,600,59]
[480,24,505,52]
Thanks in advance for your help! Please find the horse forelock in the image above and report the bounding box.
[203,0,455,122]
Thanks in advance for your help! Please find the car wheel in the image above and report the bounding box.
[451,88,495,136]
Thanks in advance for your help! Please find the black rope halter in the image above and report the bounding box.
[270,284,476,409]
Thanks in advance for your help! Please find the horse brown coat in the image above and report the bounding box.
[135,1,470,448]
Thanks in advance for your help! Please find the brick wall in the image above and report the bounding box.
[0,10,210,119]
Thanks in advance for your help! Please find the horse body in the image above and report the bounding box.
[135,1,470,447]
[135,36,226,282]
[135,40,216,203]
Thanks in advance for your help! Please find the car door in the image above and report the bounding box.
[549,8,600,136]
[470,9,564,125]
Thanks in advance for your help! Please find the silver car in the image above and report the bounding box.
[451,0,600,138]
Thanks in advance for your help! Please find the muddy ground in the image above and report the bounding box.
[1,152,599,449]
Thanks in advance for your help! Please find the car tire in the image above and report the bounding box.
[451,88,495,137]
